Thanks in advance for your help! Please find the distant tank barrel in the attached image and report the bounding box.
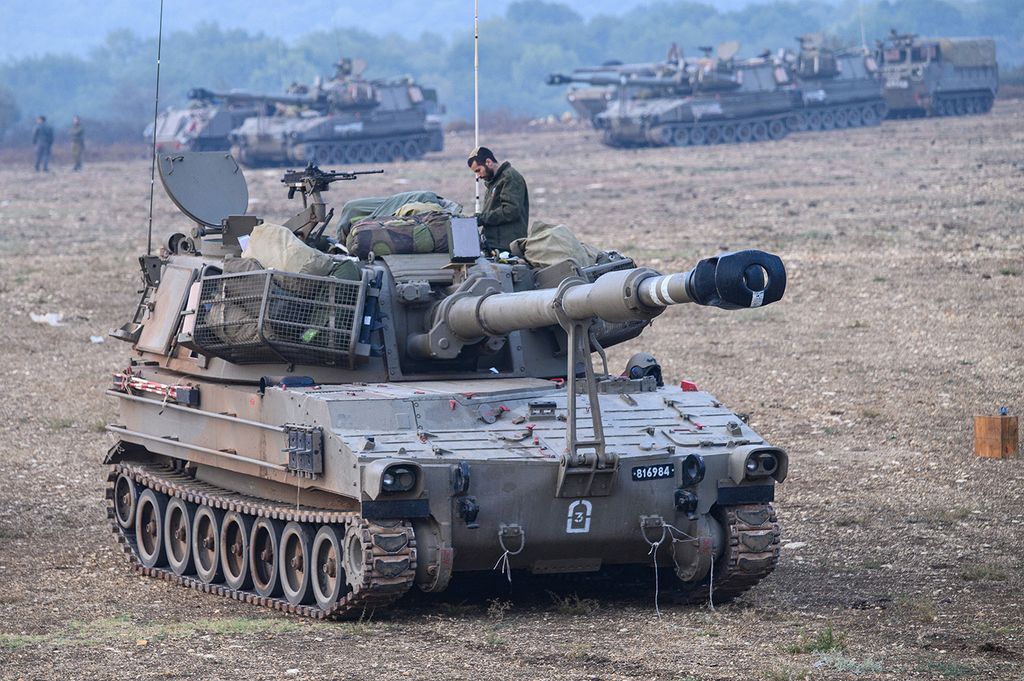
[188,87,323,109]
[410,250,785,359]
[548,72,686,88]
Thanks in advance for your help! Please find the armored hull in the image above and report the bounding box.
[879,35,997,117]
[595,60,799,148]
[105,153,788,617]
[230,80,443,167]
[149,104,264,152]
[789,49,888,132]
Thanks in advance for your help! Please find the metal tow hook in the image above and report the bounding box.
[494,524,526,583]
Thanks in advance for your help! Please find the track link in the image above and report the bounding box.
[678,503,781,605]
[106,463,417,619]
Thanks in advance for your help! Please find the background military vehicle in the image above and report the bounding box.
[228,58,444,166]
[104,151,789,618]
[783,35,887,131]
[147,89,274,152]
[877,31,998,117]
[549,42,799,148]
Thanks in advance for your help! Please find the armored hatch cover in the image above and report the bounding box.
[158,151,248,227]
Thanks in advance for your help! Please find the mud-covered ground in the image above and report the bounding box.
[1,102,1023,681]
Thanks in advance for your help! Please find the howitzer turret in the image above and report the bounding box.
[104,153,790,620]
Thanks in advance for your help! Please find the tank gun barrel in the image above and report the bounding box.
[548,72,685,88]
[188,87,323,108]
[410,250,785,359]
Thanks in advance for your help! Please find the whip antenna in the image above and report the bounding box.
[473,0,480,212]
[146,0,165,256]
[858,0,868,53]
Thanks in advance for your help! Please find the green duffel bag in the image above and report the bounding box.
[346,211,451,258]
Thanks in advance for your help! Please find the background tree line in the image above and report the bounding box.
[1,0,1021,144]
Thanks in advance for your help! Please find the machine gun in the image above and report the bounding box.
[280,163,383,244]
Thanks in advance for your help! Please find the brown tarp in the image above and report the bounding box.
[936,38,997,67]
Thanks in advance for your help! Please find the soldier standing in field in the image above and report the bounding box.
[466,146,529,252]
[69,116,85,171]
[32,115,54,172]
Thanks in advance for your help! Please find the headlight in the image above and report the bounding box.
[745,451,778,478]
[729,446,788,484]
[381,465,417,493]
[680,454,706,487]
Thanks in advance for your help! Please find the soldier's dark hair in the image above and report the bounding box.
[467,146,497,167]
[38,115,46,121]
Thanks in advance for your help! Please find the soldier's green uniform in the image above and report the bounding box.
[69,120,85,171]
[478,161,529,252]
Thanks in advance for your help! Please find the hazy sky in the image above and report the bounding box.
[0,0,767,60]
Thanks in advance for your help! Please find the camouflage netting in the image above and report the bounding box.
[936,38,997,67]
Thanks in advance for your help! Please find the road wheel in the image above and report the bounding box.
[164,497,196,576]
[373,141,391,162]
[820,110,835,130]
[705,124,723,145]
[736,122,752,143]
[404,139,424,160]
[135,489,168,569]
[721,124,737,144]
[768,119,786,140]
[220,511,253,590]
[671,126,691,146]
[311,525,347,609]
[250,517,284,598]
[388,141,404,161]
[806,110,822,130]
[847,107,862,127]
[689,125,707,146]
[861,105,878,126]
[280,522,315,605]
[113,473,138,531]
[834,108,848,129]
[751,121,768,141]
[192,506,223,584]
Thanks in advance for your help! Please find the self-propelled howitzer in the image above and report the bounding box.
[105,152,789,618]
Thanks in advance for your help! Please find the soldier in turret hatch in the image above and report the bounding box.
[467,146,529,252]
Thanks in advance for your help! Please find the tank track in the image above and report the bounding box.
[795,100,887,131]
[306,132,434,165]
[105,462,417,619]
[677,503,781,605]
[644,113,793,148]
[887,91,994,119]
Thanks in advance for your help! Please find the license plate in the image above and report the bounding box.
[631,464,675,481]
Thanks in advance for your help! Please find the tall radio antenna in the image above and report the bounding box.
[857,0,868,53]
[473,0,480,212]
[145,0,166,256]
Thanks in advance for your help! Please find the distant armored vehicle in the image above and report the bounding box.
[104,152,789,618]
[550,43,799,148]
[877,32,997,117]
[147,90,273,152]
[229,59,444,166]
[784,36,887,131]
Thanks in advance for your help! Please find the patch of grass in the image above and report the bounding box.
[918,660,976,678]
[859,408,881,420]
[933,508,972,524]
[897,596,937,623]
[960,564,1007,582]
[45,417,75,431]
[872,276,889,283]
[547,591,600,616]
[846,319,869,329]
[764,666,809,681]
[90,420,109,433]
[437,600,479,617]
[836,514,866,528]
[484,631,506,646]
[817,652,884,675]
[0,616,305,650]
[0,633,49,650]
[486,598,512,623]
[999,267,1021,277]
[787,626,846,654]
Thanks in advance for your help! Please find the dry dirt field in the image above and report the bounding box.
[1,101,1023,681]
